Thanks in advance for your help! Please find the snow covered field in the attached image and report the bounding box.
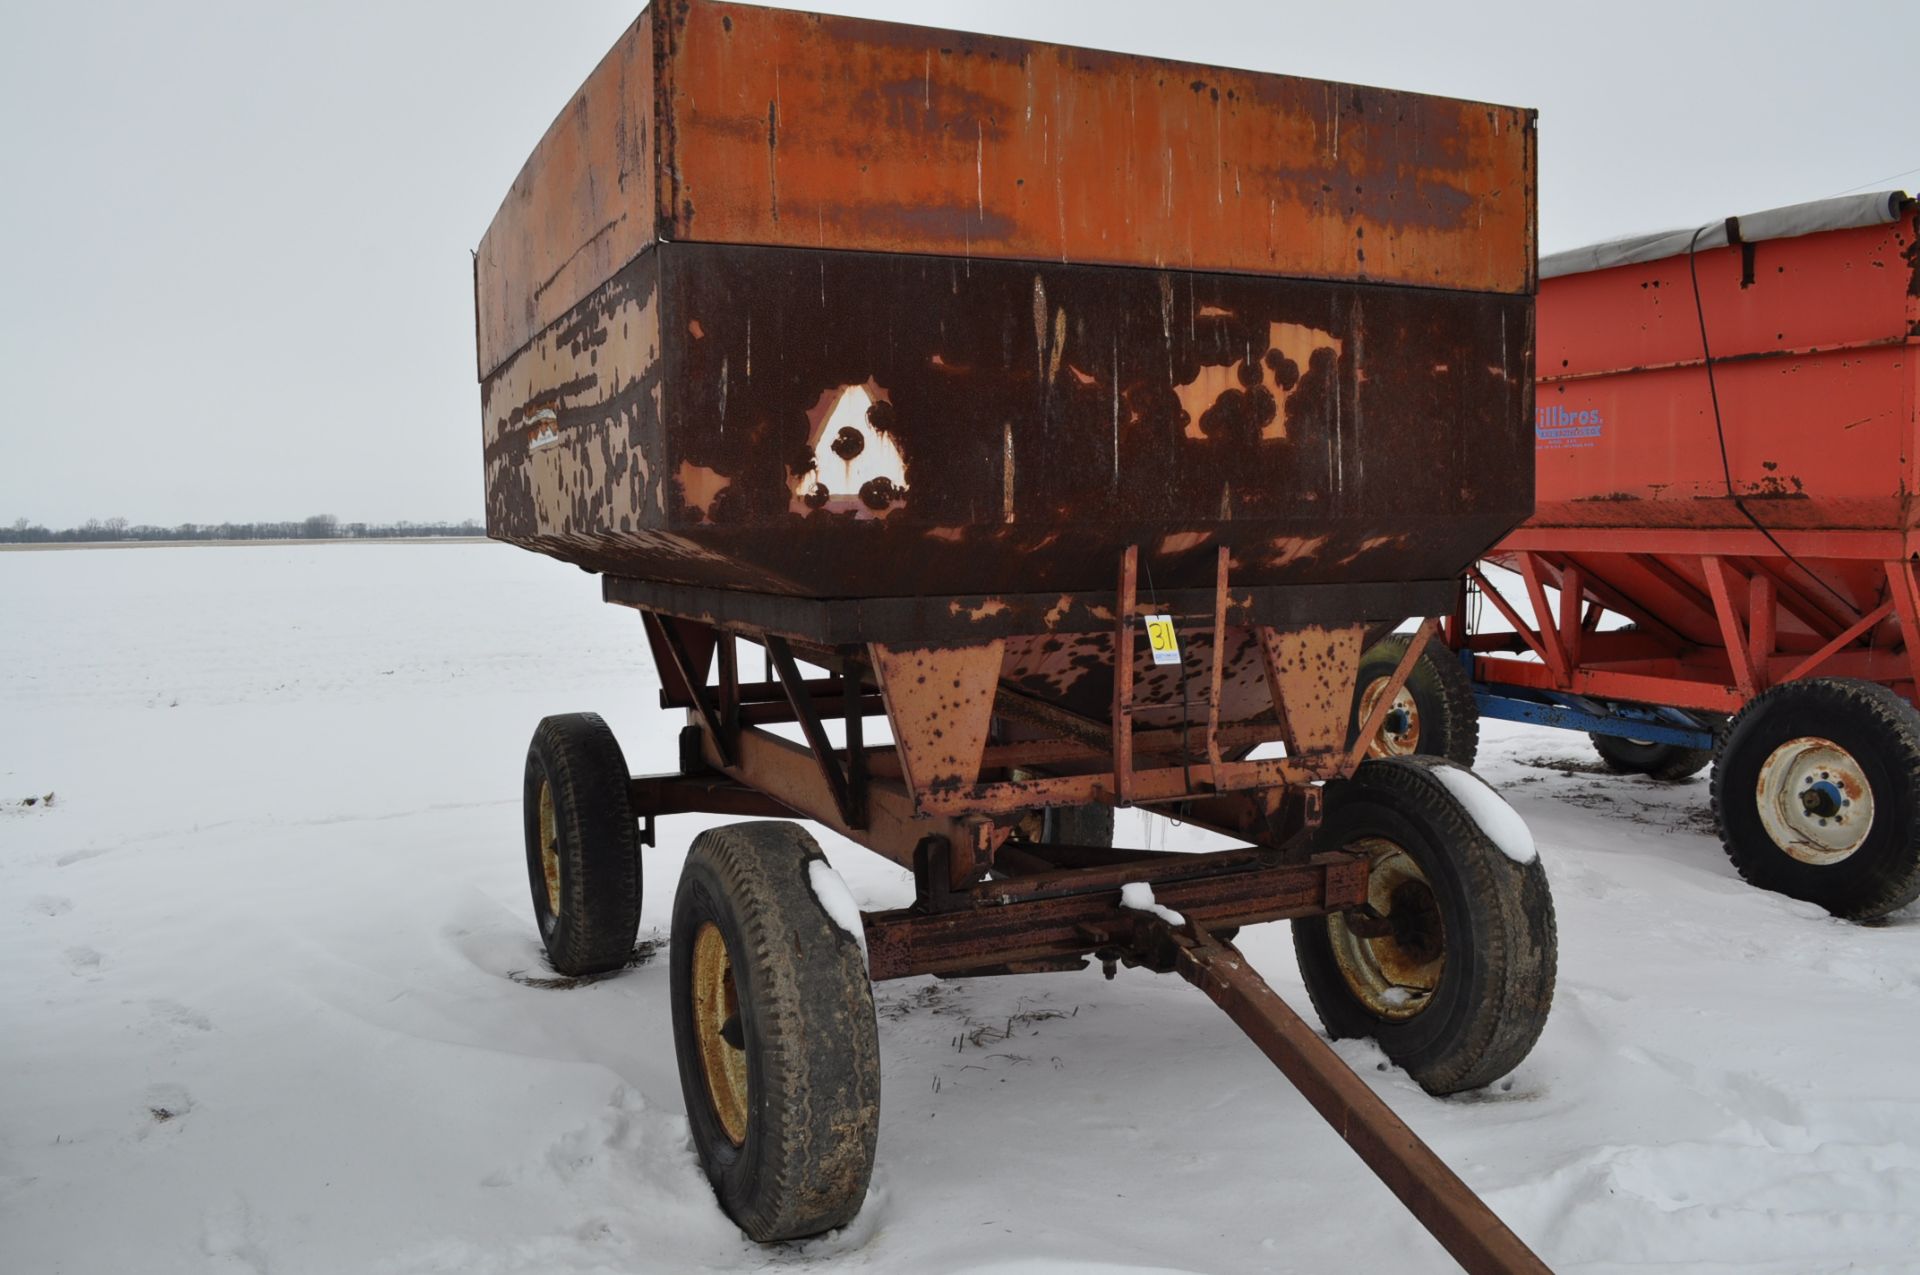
[5,542,1920,1274]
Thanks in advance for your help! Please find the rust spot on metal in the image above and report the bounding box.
[830,426,866,461]
[1157,531,1212,555]
[1172,321,1344,444]
[788,382,908,519]
[949,598,1011,622]
[1335,533,1410,566]
[677,462,732,520]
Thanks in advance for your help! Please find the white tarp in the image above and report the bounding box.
[1540,190,1911,279]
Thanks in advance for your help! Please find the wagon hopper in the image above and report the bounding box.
[477,3,1556,1270]
[1358,192,1920,920]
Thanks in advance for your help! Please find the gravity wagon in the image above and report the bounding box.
[476,4,1558,1271]
[1354,192,1920,920]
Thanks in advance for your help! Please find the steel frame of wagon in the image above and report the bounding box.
[1454,529,1920,728]
[604,543,1549,1275]
[622,548,1451,884]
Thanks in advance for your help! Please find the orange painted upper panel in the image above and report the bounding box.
[476,9,656,380]
[658,2,1536,290]
[476,0,1535,378]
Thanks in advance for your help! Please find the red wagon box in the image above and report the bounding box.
[1533,192,1917,547]
[1409,191,1920,922]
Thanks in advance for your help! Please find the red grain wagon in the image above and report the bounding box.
[1360,191,1920,920]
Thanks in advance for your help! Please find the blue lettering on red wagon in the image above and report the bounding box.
[1535,404,1604,449]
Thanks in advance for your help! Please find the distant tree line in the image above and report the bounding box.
[1,514,484,544]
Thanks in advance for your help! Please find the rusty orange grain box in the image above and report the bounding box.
[476,0,1538,603]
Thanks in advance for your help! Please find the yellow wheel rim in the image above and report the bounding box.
[691,922,750,1146]
[1326,837,1445,1021]
[1358,678,1422,757]
[537,779,562,918]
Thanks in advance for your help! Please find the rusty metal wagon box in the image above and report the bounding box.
[481,8,1561,1264]
[475,0,1538,606]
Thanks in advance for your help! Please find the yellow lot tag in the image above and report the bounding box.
[1143,615,1181,666]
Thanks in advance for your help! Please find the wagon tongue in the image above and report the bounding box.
[1109,912,1550,1275]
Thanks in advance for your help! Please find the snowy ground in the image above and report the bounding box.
[4,543,1919,1274]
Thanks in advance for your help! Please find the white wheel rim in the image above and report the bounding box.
[1755,736,1873,865]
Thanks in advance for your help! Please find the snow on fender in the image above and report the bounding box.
[807,857,869,959]
[1426,762,1538,864]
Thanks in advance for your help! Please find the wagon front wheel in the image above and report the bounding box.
[1292,757,1556,1095]
[670,821,880,1241]
[1711,678,1920,920]
[522,712,641,976]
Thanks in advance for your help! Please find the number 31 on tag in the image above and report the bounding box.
[1142,615,1181,665]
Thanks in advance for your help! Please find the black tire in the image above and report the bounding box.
[1710,678,1920,920]
[1348,635,1480,768]
[1589,733,1714,781]
[523,713,641,976]
[670,821,880,1241]
[1292,757,1556,1095]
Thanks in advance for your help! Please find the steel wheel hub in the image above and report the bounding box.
[1756,736,1873,865]
[1359,678,1422,757]
[691,922,750,1146]
[1327,837,1445,1021]
[538,779,562,916]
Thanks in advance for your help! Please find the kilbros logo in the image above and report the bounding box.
[1535,404,1603,449]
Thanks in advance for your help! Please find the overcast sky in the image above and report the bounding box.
[3,0,1915,527]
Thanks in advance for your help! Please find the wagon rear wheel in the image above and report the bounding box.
[522,712,641,976]
[670,821,879,1241]
[1711,678,1920,920]
[1292,757,1556,1095]
[1348,635,1480,767]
